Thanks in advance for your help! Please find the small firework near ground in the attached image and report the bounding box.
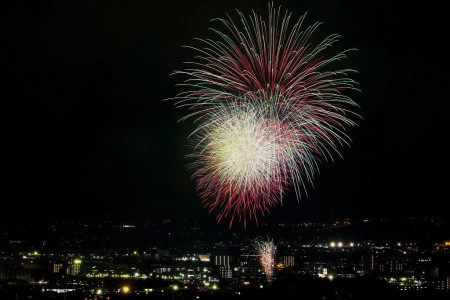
[171,3,359,227]
[255,237,277,284]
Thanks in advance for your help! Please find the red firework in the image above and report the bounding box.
[173,4,359,227]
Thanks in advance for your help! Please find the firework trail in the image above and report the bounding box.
[172,3,359,227]
[255,238,276,284]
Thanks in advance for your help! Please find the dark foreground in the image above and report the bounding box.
[2,276,450,300]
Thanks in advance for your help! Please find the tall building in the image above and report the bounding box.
[280,255,295,268]
[213,255,233,279]
[214,255,231,266]
[218,265,232,279]
[66,259,81,276]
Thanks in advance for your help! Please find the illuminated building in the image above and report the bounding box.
[67,259,81,276]
[279,255,295,268]
[214,255,231,266]
[53,263,63,274]
[318,266,328,278]
[213,255,233,279]
[199,254,211,262]
[436,276,450,290]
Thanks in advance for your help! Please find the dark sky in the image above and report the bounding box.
[2,0,449,225]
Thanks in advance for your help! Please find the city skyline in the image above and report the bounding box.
[3,0,449,224]
[1,216,449,299]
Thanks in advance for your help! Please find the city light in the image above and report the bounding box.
[1,217,447,298]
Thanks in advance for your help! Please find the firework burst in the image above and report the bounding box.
[172,4,359,227]
[255,238,277,284]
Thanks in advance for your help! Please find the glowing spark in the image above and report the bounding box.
[171,3,359,226]
[255,238,276,284]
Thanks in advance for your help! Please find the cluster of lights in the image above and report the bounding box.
[86,272,151,279]
[329,241,354,248]
[387,276,426,290]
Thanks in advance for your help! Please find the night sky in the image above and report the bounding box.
[3,1,449,225]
